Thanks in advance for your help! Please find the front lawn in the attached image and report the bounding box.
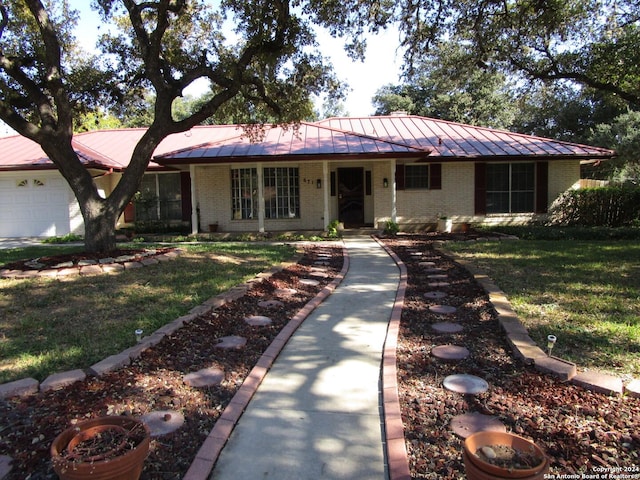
[0,243,295,384]
[446,239,640,377]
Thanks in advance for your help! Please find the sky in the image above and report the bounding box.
[307,28,403,116]
[0,2,403,137]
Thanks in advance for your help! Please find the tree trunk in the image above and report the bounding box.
[83,207,118,253]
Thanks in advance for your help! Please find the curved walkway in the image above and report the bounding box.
[186,236,403,480]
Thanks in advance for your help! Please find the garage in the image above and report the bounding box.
[0,172,80,237]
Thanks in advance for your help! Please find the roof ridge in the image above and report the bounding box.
[71,137,127,169]
[308,120,432,154]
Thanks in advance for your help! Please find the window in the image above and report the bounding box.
[136,173,182,221]
[230,167,300,220]
[486,163,535,213]
[16,179,28,187]
[396,163,441,190]
[264,167,299,219]
[231,168,258,219]
[405,165,429,189]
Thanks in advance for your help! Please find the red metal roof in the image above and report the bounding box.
[318,115,615,159]
[0,115,614,171]
[155,121,430,162]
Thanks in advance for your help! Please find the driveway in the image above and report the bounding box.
[0,238,49,249]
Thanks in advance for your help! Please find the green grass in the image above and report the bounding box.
[446,239,640,376]
[0,243,295,384]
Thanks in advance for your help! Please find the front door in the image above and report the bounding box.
[338,168,364,228]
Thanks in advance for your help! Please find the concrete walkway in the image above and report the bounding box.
[209,237,400,480]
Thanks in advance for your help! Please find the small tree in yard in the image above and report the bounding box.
[0,0,376,252]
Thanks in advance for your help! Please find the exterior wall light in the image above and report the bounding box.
[316,179,322,189]
[383,178,389,188]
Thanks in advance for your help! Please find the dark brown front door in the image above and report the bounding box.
[338,168,364,228]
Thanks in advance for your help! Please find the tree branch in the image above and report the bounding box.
[23,0,73,134]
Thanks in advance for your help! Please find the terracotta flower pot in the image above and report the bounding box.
[51,416,150,480]
[463,431,549,479]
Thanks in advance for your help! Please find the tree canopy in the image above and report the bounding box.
[391,0,640,109]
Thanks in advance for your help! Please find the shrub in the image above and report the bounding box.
[548,186,640,227]
[383,220,399,236]
[326,220,341,238]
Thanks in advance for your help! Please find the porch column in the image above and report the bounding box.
[257,163,265,233]
[322,161,329,230]
[390,159,397,223]
[190,164,198,235]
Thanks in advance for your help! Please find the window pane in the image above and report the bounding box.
[136,175,159,221]
[511,163,534,191]
[405,165,429,189]
[231,168,257,219]
[511,192,534,213]
[157,174,182,220]
[487,192,509,213]
[486,164,509,190]
[264,167,299,219]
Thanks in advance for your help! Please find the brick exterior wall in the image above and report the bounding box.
[192,159,582,233]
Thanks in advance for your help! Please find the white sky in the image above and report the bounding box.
[0,2,403,136]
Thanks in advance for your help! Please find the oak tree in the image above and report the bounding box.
[0,0,366,251]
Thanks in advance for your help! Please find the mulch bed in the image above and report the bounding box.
[0,244,343,479]
[379,235,640,479]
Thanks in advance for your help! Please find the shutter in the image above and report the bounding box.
[180,171,192,221]
[535,161,549,213]
[123,202,135,223]
[474,163,487,215]
[396,164,405,190]
[430,163,442,190]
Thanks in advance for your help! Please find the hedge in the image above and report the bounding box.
[547,186,640,227]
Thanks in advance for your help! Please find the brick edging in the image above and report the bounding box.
[183,242,350,480]
[374,236,412,480]
[447,250,638,397]
[0,248,183,279]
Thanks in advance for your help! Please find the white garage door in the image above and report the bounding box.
[0,174,74,237]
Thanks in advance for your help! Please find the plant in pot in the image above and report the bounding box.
[463,431,549,479]
[437,215,452,233]
[51,416,150,480]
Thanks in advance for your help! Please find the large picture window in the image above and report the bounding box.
[136,173,182,221]
[231,168,258,219]
[264,167,300,219]
[486,163,535,213]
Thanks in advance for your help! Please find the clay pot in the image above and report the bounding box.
[51,416,150,480]
[463,431,549,479]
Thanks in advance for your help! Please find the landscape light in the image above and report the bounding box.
[547,334,557,356]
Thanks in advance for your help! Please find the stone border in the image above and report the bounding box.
[0,246,305,398]
[0,248,183,279]
[450,252,639,398]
